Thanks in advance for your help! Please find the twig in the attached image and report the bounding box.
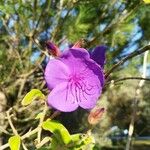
[22,142,28,150]
[36,137,51,149]
[17,78,27,98]
[37,103,48,144]
[6,109,18,135]
[88,2,141,47]
[0,126,10,135]
[49,110,61,120]
[0,109,60,150]
[105,44,150,78]
[105,77,150,85]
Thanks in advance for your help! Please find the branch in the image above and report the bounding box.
[105,44,150,78]
[0,110,61,150]
[6,109,18,135]
[106,77,150,85]
[88,2,141,47]
[37,103,48,144]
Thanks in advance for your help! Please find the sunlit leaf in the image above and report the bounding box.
[8,135,21,150]
[42,119,72,145]
[71,134,81,143]
[143,0,150,3]
[50,136,65,150]
[0,5,15,14]
[21,89,45,106]
[82,135,94,145]
[70,134,95,150]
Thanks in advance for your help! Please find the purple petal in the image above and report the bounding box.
[44,59,70,90]
[60,48,105,86]
[60,48,90,72]
[60,48,90,61]
[48,82,78,112]
[79,78,102,109]
[77,61,103,109]
[90,45,107,68]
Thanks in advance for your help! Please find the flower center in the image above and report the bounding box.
[65,73,95,104]
[69,73,82,83]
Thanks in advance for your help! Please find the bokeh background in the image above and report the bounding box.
[0,0,150,149]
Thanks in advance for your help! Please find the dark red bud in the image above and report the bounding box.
[45,41,61,57]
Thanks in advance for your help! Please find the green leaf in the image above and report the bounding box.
[0,5,15,14]
[82,135,94,145]
[42,119,72,145]
[143,0,150,4]
[69,134,95,150]
[8,135,21,150]
[71,134,81,143]
[50,136,63,150]
[21,89,45,106]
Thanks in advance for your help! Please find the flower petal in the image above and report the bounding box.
[60,48,90,72]
[79,84,102,109]
[90,45,107,68]
[44,59,70,90]
[86,59,105,86]
[48,82,78,112]
[78,67,103,109]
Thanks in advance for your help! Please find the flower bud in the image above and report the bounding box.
[45,41,61,57]
[88,107,105,125]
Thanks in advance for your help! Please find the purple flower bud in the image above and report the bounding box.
[45,41,61,57]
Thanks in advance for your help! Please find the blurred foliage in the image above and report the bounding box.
[0,0,150,149]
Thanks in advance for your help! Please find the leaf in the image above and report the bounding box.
[50,136,63,150]
[71,134,81,143]
[143,0,150,3]
[69,134,95,150]
[8,135,21,150]
[0,5,15,14]
[82,135,94,145]
[42,119,72,145]
[21,89,45,106]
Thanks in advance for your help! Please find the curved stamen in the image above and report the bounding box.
[68,70,98,103]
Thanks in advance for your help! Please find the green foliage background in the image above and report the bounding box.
[0,0,150,149]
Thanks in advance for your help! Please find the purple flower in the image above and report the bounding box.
[45,45,106,112]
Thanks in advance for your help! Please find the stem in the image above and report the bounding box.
[0,109,61,150]
[0,127,39,150]
[22,142,29,150]
[36,137,51,149]
[105,45,150,78]
[6,109,18,135]
[105,77,150,85]
[21,127,39,140]
[37,103,48,144]
[49,110,61,120]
